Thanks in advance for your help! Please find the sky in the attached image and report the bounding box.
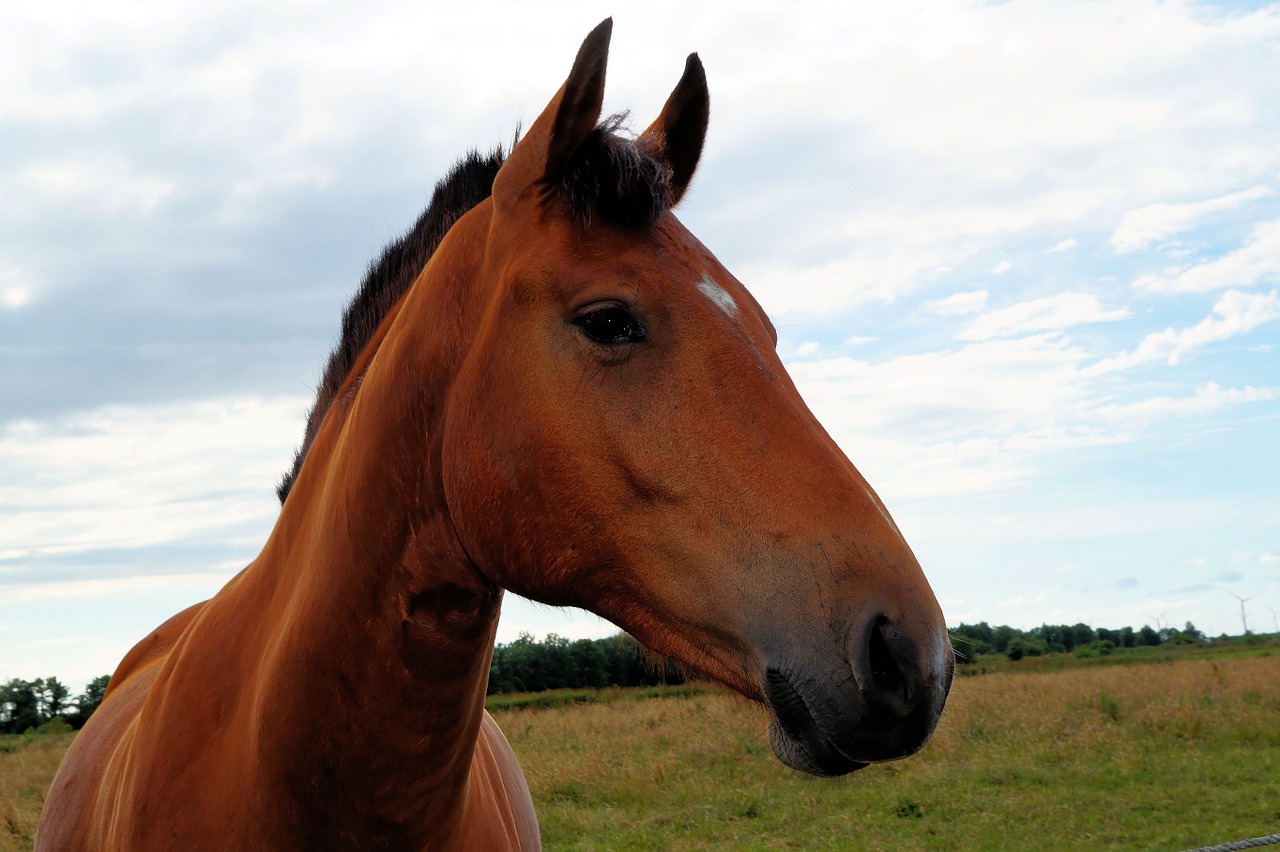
[3,0,1279,693]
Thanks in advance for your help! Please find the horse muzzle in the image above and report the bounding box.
[760,609,954,777]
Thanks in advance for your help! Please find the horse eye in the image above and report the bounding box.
[574,305,647,345]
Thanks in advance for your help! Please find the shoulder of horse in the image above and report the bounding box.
[106,600,210,695]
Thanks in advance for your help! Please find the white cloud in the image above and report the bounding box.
[997,589,1053,609]
[17,159,176,212]
[685,0,1280,314]
[787,332,1107,501]
[1048,238,1078,253]
[992,260,1012,275]
[959,293,1129,341]
[0,263,35,309]
[1088,289,1280,373]
[3,573,234,603]
[1089,382,1277,426]
[1111,186,1274,253]
[924,289,989,316]
[742,244,958,317]
[0,397,301,561]
[1133,218,1280,293]
[8,0,1280,324]
[789,288,1273,505]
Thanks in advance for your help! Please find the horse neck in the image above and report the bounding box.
[223,203,503,844]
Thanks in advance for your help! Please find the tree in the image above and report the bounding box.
[1029,624,1068,653]
[539,634,579,689]
[36,677,70,720]
[991,625,1019,654]
[1005,637,1045,661]
[500,633,542,692]
[1167,621,1205,645]
[1070,623,1096,650]
[950,623,994,662]
[1074,639,1115,658]
[1,679,41,733]
[571,639,609,688]
[605,633,652,686]
[70,675,111,728]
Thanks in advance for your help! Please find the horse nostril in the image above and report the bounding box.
[867,618,910,707]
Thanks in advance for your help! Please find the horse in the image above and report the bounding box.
[37,19,953,851]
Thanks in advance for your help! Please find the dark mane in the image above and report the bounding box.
[277,118,673,504]
[275,147,505,503]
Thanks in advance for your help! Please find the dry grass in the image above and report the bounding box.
[5,654,1278,850]
[496,654,1280,849]
[0,734,71,852]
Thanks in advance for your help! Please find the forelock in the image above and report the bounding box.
[548,114,674,228]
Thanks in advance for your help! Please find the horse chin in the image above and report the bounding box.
[766,717,869,778]
[762,666,870,776]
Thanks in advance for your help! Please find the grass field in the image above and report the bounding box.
[4,649,1278,850]
[0,733,68,852]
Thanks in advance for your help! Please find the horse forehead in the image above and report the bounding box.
[643,218,739,308]
[533,216,752,320]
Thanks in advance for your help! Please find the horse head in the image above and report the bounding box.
[439,19,952,776]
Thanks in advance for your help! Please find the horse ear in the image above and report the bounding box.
[492,18,611,210]
[643,53,709,205]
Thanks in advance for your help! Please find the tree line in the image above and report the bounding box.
[950,620,1209,661]
[487,632,683,694]
[491,620,1219,691]
[0,675,110,734]
[4,635,678,734]
[0,619,1235,732]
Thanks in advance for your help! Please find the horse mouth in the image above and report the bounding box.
[763,667,870,777]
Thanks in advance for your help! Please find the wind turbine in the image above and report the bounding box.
[1148,612,1167,632]
[1268,606,1279,634]
[1226,591,1255,635]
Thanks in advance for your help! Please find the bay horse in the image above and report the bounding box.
[38,19,952,851]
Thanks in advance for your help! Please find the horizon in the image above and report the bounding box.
[7,616,1277,703]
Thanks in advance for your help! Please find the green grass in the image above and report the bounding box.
[484,683,703,712]
[496,653,1280,850]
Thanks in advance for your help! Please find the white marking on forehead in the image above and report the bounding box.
[697,274,739,317]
